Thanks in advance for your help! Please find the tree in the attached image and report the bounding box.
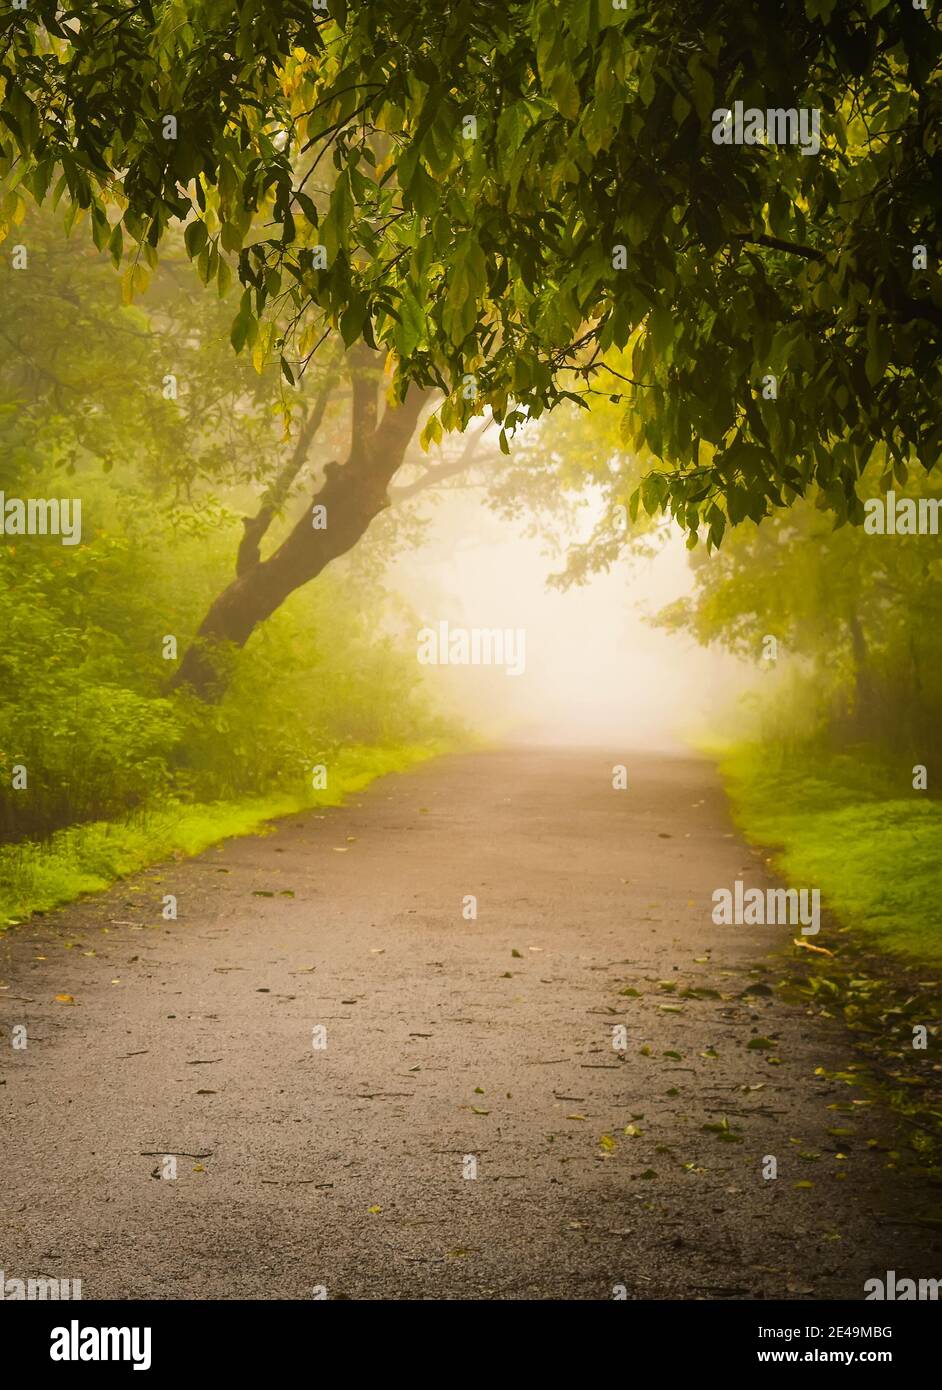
[3,1,941,688]
[656,464,942,754]
[170,344,430,693]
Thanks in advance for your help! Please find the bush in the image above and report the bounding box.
[0,465,451,848]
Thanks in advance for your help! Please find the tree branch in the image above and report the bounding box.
[389,419,494,502]
[235,376,335,575]
[731,233,825,261]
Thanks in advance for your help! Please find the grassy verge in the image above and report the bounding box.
[715,742,942,964]
[714,741,942,1196]
[0,741,451,928]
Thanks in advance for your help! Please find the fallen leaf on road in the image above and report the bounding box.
[702,1117,734,1135]
[54,994,74,1004]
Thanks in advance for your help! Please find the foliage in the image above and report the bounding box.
[719,742,942,961]
[0,457,454,858]
[657,462,942,754]
[0,209,335,499]
[3,2,940,544]
[497,372,666,583]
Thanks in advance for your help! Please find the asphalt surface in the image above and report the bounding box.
[0,749,929,1299]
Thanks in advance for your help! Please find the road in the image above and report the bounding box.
[0,749,926,1299]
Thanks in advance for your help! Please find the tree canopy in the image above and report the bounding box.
[3,1,940,547]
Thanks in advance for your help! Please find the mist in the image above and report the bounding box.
[389,485,751,750]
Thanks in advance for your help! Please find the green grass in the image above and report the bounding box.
[715,743,942,963]
[0,741,450,927]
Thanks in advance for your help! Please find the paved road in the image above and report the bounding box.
[0,750,926,1299]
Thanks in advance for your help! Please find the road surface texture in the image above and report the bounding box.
[0,750,930,1299]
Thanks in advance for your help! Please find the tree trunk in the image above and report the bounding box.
[847,609,875,731]
[235,375,335,576]
[171,381,429,699]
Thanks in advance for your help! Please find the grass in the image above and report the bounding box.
[0,741,450,928]
[715,742,942,964]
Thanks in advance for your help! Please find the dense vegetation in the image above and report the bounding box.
[648,464,942,960]
[1,4,940,966]
[659,463,942,758]
[0,215,453,921]
[4,2,940,555]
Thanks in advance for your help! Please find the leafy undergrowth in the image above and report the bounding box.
[0,741,449,928]
[717,743,942,963]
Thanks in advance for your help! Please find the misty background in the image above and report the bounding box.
[389,482,750,750]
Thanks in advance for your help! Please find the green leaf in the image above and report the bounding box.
[184,220,208,258]
[121,262,150,304]
[230,308,255,354]
[392,289,426,359]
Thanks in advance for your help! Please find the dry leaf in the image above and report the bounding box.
[793,938,834,956]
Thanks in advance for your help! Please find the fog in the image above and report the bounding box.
[389,486,753,751]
